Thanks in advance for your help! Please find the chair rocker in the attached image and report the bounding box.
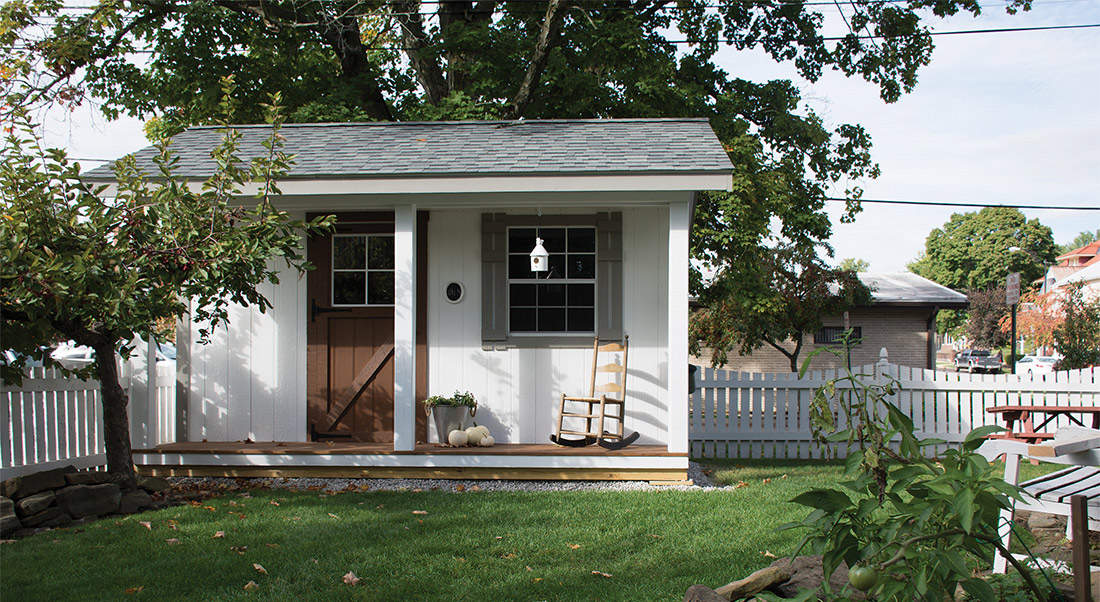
[550,336,639,450]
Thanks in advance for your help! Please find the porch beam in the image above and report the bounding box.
[393,204,418,451]
[666,200,691,454]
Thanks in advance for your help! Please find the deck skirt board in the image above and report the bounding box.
[136,442,681,457]
[132,442,686,481]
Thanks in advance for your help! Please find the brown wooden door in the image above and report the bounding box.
[306,212,428,442]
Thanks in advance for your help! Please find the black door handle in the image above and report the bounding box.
[311,298,352,322]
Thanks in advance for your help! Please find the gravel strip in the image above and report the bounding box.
[170,461,722,494]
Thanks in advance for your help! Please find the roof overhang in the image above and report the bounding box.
[85,171,732,210]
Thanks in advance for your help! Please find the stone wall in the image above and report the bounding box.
[1,466,169,538]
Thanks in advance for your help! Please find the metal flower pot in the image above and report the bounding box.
[429,405,473,443]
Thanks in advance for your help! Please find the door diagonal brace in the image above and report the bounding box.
[324,334,395,431]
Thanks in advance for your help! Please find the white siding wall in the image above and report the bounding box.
[180,207,674,446]
[183,217,309,443]
[427,208,670,445]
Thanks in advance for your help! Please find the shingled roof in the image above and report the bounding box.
[857,273,969,308]
[84,118,732,180]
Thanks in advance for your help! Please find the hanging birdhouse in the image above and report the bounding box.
[530,237,549,272]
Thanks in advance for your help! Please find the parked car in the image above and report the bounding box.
[953,349,1002,373]
[1015,355,1058,377]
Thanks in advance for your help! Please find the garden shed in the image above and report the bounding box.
[84,118,733,482]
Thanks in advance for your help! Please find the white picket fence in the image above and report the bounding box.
[689,359,1100,459]
[1,343,176,479]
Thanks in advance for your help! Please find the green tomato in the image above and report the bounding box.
[848,565,878,591]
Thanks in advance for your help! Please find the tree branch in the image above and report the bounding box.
[507,0,570,119]
[391,0,448,104]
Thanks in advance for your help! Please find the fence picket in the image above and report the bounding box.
[689,364,1099,459]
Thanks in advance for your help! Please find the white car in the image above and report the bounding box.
[1015,355,1058,377]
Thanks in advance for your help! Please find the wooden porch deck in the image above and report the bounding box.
[133,441,689,483]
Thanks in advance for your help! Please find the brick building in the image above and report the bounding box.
[691,273,969,372]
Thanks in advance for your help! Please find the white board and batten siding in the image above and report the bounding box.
[179,216,310,444]
[690,363,1100,459]
[428,208,672,446]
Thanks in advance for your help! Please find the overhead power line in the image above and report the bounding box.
[826,198,1099,211]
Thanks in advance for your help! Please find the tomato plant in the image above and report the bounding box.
[757,331,1045,602]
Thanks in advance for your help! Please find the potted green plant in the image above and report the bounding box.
[424,390,477,444]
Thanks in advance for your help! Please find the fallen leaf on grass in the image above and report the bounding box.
[139,521,151,530]
[591,571,613,578]
[270,501,280,506]
[165,538,180,545]
[501,552,518,560]
[733,481,749,489]
[342,572,361,586]
[567,543,582,550]
[327,513,340,519]
[253,563,267,575]
[213,531,225,539]
[526,566,533,572]
[264,543,279,548]
[203,506,217,512]
[231,546,248,555]
[648,534,663,539]
[411,510,428,515]
[762,551,777,558]
[124,586,144,594]
[532,578,544,582]
[243,581,258,591]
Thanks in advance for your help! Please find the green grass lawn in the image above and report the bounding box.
[0,459,1063,602]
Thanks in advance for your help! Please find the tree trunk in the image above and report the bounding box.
[92,340,137,491]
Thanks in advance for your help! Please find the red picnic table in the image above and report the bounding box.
[986,405,1100,444]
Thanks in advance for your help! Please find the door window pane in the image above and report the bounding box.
[333,272,366,305]
[332,234,394,306]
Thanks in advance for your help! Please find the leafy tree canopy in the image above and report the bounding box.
[0,86,333,486]
[964,287,1008,350]
[1054,282,1100,370]
[1056,229,1100,256]
[908,207,1055,293]
[838,257,870,272]
[5,0,1030,257]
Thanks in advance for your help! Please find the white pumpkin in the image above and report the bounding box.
[478,435,495,447]
[447,429,468,446]
[476,425,490,438]
[464,426,484,445]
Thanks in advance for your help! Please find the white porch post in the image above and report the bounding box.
[393,204,417,451]
[667,200,690,454]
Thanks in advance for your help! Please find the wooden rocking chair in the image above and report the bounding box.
[550,336,639,450]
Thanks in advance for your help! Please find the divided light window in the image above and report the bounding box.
[331,234,395,306]
[814,326,862,345]
[507,227,596,333]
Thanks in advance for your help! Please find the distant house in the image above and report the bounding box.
[1039,240,1100,298]
[691,273,968,372]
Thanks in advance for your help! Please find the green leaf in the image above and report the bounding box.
[953,488,977,533]
[789,489,854,513]
[960,577,997,602]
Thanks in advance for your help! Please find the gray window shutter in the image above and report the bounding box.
[597,212,623,341]
[482,213,508,342]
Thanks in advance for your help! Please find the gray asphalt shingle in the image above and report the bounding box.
[84,119,732,180]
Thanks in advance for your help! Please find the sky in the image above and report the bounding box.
[39,1,1100,273]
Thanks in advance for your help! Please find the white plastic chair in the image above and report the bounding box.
[978,426,1100,574]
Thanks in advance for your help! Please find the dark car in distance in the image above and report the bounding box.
[953,349,1002,373]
